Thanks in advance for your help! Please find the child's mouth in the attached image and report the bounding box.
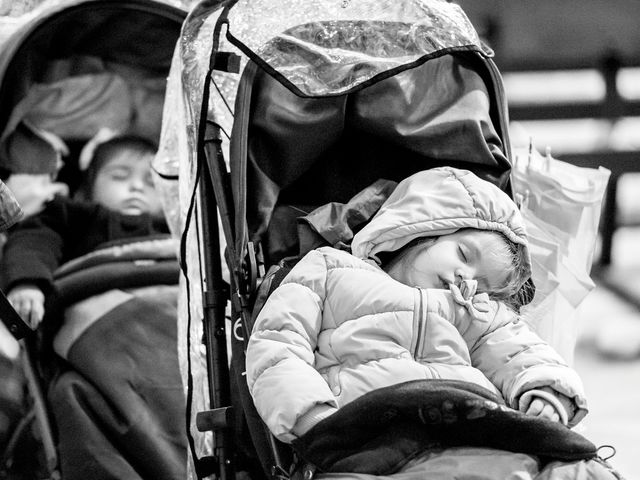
[123,199,147,210]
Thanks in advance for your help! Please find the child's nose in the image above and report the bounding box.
[455,266,475,283]
[129,178,145,191]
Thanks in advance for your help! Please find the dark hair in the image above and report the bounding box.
[489,237,534,313]
[75,135,157,201]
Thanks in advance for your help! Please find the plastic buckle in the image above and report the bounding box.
[212,52,241,73]
[244,241,265,296]
[302,464,316,480]
[245,241,258,295]
[0,289,32,339]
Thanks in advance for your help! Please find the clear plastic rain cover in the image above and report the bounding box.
[225,0,487,96]
[153,0,490,474]
[154,0,489,184]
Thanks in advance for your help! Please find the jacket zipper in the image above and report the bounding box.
[413,288,426,359]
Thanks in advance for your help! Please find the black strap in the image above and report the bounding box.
[0,287,32,339]
[230,60,258,266]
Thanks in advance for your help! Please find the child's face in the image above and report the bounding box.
[386,230,511,293]
[90,149,163,217]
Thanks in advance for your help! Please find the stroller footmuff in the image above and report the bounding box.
[49,244,184,480]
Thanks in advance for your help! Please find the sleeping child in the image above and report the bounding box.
[245,167,590,478]
[0,134,186,480]
[1,134,167,327]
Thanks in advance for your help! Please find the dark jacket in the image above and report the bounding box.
[0,195,169,293]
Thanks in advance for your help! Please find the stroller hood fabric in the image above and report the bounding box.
[0,0,183,175]
[351,167,532,285]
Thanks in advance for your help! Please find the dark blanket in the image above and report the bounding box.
[47,289,187,480]
[292,379,596,475]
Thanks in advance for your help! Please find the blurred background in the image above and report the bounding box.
[1,0,639,477]
[458,2,640,476]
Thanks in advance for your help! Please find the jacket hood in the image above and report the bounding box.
[351,167,531,278]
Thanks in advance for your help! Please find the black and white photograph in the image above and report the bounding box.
[0,1,638,479]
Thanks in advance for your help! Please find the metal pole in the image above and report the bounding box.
[197,150,234,480]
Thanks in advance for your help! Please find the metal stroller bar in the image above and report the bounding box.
[0,337,60,479]
[186,7,241,478]
[195,146,234,480]
[19,339,59,478]
[191,12,252,477]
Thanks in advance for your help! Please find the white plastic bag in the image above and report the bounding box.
[511,146,610,364]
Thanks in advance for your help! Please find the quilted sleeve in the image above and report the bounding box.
[467,303,588,427]
[246,249,339,443]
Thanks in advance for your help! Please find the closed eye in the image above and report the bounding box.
[105,166,131,181]
[458,245,468,263]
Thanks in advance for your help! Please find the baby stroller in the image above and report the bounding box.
[0,1,187,478]
[154,0,624,479]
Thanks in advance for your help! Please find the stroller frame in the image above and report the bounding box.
[0,290,59,479]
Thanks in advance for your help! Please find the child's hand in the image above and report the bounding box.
[5,174,68,217]
[524,397,560,422]
[519,386,571,424]
[8,284,45,329]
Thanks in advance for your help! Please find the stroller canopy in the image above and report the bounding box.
[223,0,490,97]
[158,0,511,251]
[157,0,497,171]
[0,0,185,177]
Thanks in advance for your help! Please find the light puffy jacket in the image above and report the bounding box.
[246,167,587,443]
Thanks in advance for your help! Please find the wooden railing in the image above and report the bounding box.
[504,54,639,267]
